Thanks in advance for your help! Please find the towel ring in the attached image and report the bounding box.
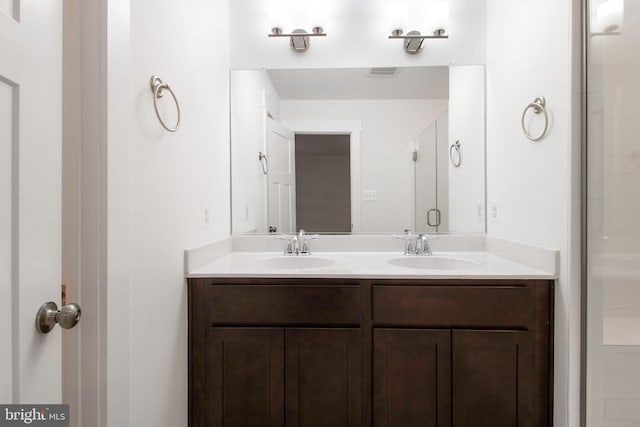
[150,76,181,132]
[258,151,268,175]
[521,96,548,141]
[449,140,462,167]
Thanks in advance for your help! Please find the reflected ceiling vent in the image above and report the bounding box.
[369,67,398,76]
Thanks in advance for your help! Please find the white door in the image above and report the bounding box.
[0,0,63,404]
[266,118,296,233]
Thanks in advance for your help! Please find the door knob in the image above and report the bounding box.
[35,302,82,334]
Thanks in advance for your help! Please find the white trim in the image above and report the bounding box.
[63,0,132,425]
[282,120,362,232]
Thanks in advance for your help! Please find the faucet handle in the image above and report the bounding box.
[296,230,319,255]
[275,234,298,255]
[393,231,415,255]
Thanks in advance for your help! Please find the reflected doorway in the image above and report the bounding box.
[295,134,351,232]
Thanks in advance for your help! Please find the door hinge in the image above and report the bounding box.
[412,151,418,161]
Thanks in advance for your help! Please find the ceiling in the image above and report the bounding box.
[266,66,450,100]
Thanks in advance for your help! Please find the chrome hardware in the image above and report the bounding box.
[276,229,319,255]
[35,302,82,334]
[150,75,181,132]
[258,152,268,175]
[521,96,549,141]
[394,231,439,256]
[427,209,442,227]
[449,140,462,167]
[388,29,448,54]
[393,230,415,255]
[268,27,327,52]
[296,229,319,255]
[415,234,433,255]
[268,225,277,233]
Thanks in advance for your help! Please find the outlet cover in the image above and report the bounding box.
[363,190,377,201]
[201,202,210,228]
[474,200,485,222]
[489,200,501,223]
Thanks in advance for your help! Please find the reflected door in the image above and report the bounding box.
[267,118,296,233]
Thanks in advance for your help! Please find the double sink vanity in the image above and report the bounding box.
[186,233,557,426]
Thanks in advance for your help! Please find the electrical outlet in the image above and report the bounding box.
[489,200,501,223]
[474,200,484,222]
[363,190,377,201]
[201,202,210,228]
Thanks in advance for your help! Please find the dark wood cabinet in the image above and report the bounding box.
[206,328,284,426]
[285,328,362,427]
[452,330,534,427]
[373,329,451,427]
[189,278,553,427]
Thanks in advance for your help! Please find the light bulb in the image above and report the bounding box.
[268,1,286,32]
[431,2,449,35]
[596,0,624,32]
[308,3,328,30]
[389,2,408,33]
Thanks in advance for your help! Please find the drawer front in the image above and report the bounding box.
[373,285,533,329]
[209,285,362,325]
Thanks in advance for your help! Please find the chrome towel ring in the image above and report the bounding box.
[150,75,181,132]
[449,140,462,167]
[258,151,268,175]
[521,96,548,141]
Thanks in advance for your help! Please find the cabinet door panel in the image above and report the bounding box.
[207,328,284,427]
[452,330,533,427]
[285,328,362,427]
[373,329,451,427]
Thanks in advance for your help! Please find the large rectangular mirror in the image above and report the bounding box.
[231,66,485,234]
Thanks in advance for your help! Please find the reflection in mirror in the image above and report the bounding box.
[230,66,485,235]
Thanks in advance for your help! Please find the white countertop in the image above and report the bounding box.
[186,250,556,280]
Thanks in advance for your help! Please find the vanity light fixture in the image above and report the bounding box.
[268,27,327,52]
[388,29,448,54]
[388,1,449,54]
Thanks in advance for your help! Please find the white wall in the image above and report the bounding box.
[231,70,280,233]
[128,0,230,426]
[281,99,448,232]
[448,65,485,233]
[485,0,580,426]
[230,0,486,69]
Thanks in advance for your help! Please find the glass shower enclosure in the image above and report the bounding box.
[586,0,640,425]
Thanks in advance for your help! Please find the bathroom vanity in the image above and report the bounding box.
[187,238,556,426]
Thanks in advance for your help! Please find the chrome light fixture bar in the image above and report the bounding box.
[269,27,327,52]
[388,29,448,54]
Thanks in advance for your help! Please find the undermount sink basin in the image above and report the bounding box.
[387,256,479,270]
[252,256,335,270]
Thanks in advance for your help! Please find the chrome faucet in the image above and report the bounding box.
[394,230,437,256]
[277,229,319,255]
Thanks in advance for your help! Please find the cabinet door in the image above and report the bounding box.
[452,330,534,427]
[373,329,451,427]
[285,328,362,427]
[207,328,284,427]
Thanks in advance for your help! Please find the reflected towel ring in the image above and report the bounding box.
[150,75,181,132]
[449,140,462,167]
[258,151,268,175]
[521,96,548,141]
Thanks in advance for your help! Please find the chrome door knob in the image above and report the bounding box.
[35,301,82,334]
